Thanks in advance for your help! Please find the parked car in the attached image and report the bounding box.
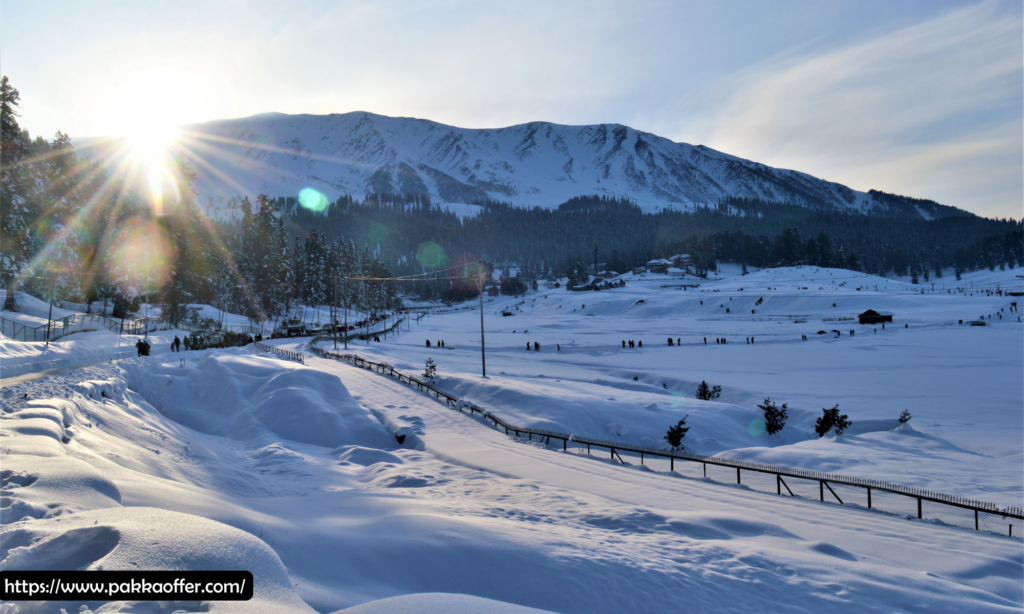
[271,327,288,339]
[287,325,307,337]
[203,332,225,348]
[307,326,324,336]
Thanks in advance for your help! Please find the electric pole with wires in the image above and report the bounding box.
[478,260,486,378]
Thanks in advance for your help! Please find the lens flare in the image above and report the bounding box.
[148,165,164,214]
[107,218,174,289]
[368,221,389,243]
[298,187,329,212]
[747,419,767,436]
[416,241,448,269]
[146,164,180,216]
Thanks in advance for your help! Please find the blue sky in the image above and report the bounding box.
[3,0,1021,218]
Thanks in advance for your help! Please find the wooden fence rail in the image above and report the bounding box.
[251,341,304,363]
[308,339,1023,540]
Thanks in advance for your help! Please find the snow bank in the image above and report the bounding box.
[0,373,316,613]
[2,508,314,613]
[121,352,395,449]
[336,593,555,613]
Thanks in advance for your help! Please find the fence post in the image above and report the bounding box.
[777,474,781,495]
[975,509,979,530]
[703,462,706,477]
[737,468,741,484]
[820,481,824,502]
[867,487,872,509]
[563,438,566,451]
[670,457,674,472]
[640,452,643,465]
[917,497,922,519]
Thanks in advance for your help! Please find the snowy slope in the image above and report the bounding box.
[340,265,1024,508]
[140,112,967,216]
[3,348,1022,613]
[3,266,1021,612]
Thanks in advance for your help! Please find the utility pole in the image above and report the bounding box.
[145,266,150,339]
[45,275,55,347]
[478,260,486,378]
[333,273,339,349]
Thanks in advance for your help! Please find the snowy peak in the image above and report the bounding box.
[176,112,966,218]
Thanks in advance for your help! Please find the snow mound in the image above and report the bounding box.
[2,508,315,613]
[123,352,395,449]
[336,592,555,614]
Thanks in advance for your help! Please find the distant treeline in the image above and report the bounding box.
[277,192,1022,283]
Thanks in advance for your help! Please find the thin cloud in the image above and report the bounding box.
[696,1,1022,218]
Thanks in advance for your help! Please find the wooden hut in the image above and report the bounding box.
[858,309,893,325]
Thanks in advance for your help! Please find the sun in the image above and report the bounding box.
[127,122,176,161]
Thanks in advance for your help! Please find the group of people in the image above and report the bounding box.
[622,340,642,348]
[426,339,446,348]
[134,338,151,357]
[524,341,561,351]
[133,330,264,358]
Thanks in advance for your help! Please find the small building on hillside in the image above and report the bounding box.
[858,309,893,325]
[646,259,671,274]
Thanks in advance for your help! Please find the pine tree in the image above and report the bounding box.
[815,404,851,437]
[275,217,292,317]
[158,158,208,325]
[898,409,912,424]
[695,380,721,401]
[814,411,831,437]
[291,234,305,305]
[664,415,690,450]
[832,407,851,436]
[759,397,788,435]
[1,76,33,310]
[423,357,437,381]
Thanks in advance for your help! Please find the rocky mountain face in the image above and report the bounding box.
[172,111,966,219]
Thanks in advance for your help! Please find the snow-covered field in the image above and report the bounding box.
[2,266,1022,613]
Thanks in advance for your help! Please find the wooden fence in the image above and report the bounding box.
[308,340,1023,540]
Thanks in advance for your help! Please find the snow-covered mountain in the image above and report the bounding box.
[170,112,962,217]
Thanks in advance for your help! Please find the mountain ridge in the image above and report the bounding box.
[155,111,970,219]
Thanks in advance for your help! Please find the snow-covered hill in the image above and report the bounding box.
[159,112,966,217]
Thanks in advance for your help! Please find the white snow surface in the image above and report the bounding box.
[2,266,1022,613]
